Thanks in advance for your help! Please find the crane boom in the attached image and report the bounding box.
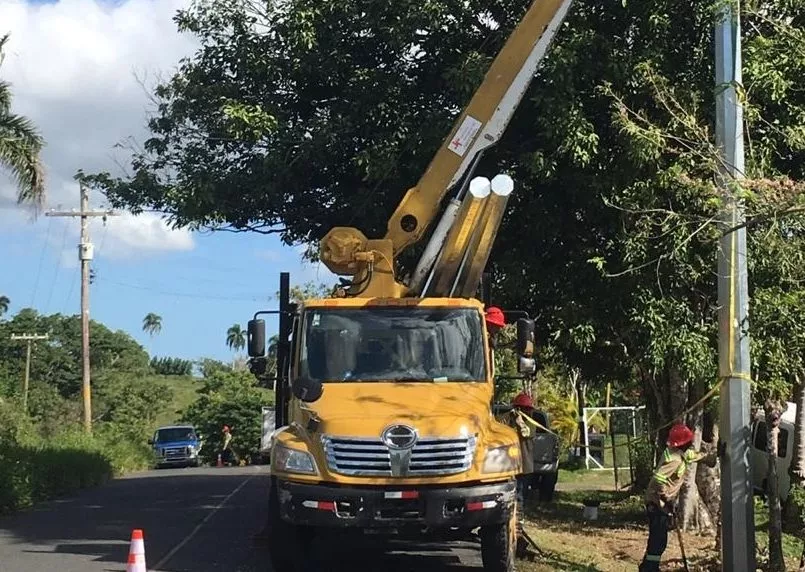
[385,0,573,254]
[319,0,574,298]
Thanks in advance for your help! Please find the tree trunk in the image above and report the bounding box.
[575,372,587,458]
[699,421,722,553]
[784,374,805,533]
[679,377,703,531]
[789,375,805,487]
[678,377,715,534]
[766,399,786,572]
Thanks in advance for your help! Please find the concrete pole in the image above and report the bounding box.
[715,2,755,569]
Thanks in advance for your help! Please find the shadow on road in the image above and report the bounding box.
[0,468,269,571]
[0,467,486,571]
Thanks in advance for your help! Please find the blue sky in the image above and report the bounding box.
[1,0,336,362]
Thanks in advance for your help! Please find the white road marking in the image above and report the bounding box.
[151,472,257,570]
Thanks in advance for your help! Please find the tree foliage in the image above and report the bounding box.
[0,33,45,209]
[83,0,805,544]
[150,356,193,376]
[180,367,273,463]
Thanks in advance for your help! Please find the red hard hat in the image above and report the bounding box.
[512,392,533,409]
[667,424,694,448]
[485,306,505,328]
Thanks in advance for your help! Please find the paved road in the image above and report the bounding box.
[0,466,484,571]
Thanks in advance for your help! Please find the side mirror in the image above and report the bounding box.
[516,318,536,357]
[147,438,154,445]
[292,376,324,403]
[518,356,536,375]
[248,319,266,357]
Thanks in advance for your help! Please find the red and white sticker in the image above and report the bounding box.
[302,500,336,511]
[466,500,497,512]
[447,115,483,157]
[384,491,419,500]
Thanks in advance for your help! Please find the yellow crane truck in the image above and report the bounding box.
[246,1,575,570]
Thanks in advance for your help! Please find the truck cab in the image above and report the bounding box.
[249,293,536,572]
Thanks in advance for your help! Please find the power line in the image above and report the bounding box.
[29,217,53,308]
[96,277,271,302]
[44,218,70,314]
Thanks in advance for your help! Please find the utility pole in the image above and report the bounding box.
[45,181,118,433]
[10,333,49,411]
[715,2,755,570]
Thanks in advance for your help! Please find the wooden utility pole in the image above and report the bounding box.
[10,333,49,411]
[45,182,118,433]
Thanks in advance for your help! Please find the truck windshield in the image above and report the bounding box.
[155,428,196,442]
[298,307,487,383]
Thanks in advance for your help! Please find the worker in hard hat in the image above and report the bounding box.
[221,425,234,466]
[485,306,505,348]
[501,391,537,557]
[638,423,717,571]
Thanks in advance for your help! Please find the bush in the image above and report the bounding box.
[629,437,655,493]
[181,369,274,464]
[0,419,153,515]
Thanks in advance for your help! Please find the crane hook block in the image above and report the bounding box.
[320,227,369,276]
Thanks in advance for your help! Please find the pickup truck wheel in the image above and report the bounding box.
[479,503,516,572]
[267,482,312,572]
[539,472,558,503]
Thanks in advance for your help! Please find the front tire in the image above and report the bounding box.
[479,501,517,572]
[539,472,558,502]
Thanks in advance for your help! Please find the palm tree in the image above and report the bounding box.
[142,313,162,337]
[0,34,45,209]
[226,324,246,352]
[0,295,9,317]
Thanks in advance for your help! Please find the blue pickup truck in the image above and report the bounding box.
[149,424,202,468]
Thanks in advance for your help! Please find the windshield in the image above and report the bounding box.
[155,428,196,442]
[298,307,487,383]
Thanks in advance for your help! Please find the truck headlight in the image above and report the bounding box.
[274,444,318,475]
[482,445,518,474]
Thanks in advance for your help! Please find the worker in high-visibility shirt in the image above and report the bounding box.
[639,423,717,571]
[500,391,538,557]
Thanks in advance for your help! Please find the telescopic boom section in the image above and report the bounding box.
[319,0,574,297]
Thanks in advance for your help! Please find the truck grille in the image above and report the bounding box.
[162,446,189,459]
[322,435,476,477]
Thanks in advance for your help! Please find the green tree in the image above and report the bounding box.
[82,0,805,545]
[226,324,246,352]
[0,34,45,209]
[142,313,162,337]
[180,368,273,463]
[0,295,9,317]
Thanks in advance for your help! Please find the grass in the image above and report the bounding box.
[151,375,202,428]
[517,467,805,571]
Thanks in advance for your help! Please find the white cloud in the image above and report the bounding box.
[0,0,198,257]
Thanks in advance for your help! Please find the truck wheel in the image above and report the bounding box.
[479,503,516,572]
[539,472,558,503]
[267,481,311,572]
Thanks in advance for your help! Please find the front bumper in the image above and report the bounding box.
[277,479,516,529]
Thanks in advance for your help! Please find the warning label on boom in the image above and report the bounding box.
[447,115,482,157]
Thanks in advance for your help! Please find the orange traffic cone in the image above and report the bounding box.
[217,453,223,467]
[126,529,147,572]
